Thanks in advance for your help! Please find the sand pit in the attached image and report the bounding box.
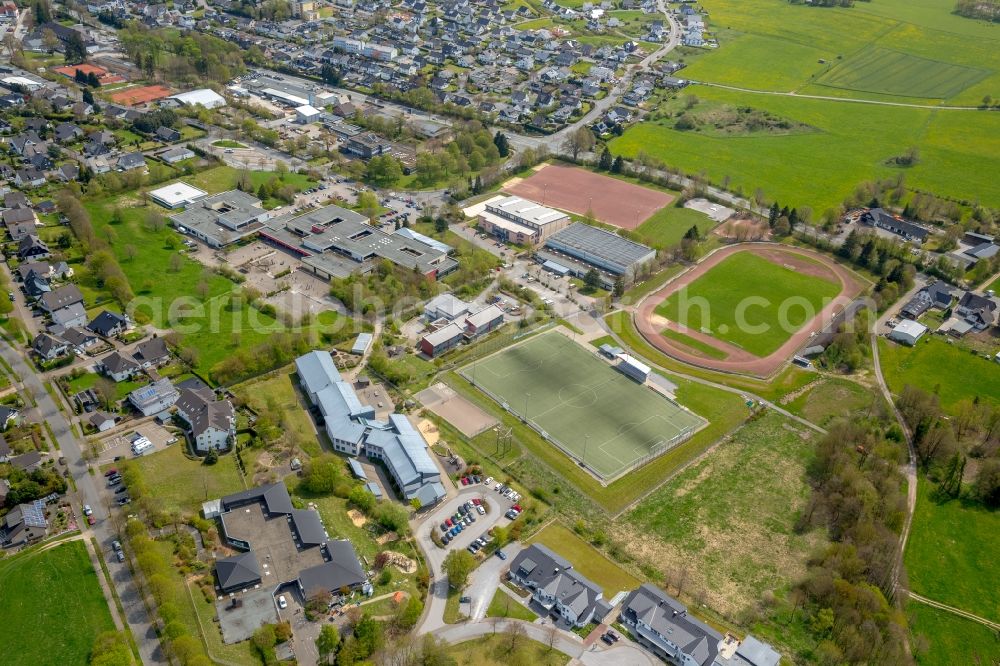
[504,163,673,229]
[348,509,367,527]
[417,419,440,445]
[376,531,399,545]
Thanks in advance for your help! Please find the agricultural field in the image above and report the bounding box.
[611,0,1000,211]
[904,482,1000,621]
[816,47,988,100]
[611,88,1000,213]
[527,522,641,595]
[908,602,1000,666]
[654,251,842,357]
[621,411,827,618]
[877,336,1000,413]
[0,540,116,666]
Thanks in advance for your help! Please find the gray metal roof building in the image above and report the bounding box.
[295,350,445,507]
[259,204,458,279]
[544,222,655,279]
[169,190,269,248]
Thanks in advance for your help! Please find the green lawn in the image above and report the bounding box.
[660,327,728,360]
[486,589,538,621]
[635,205,717,249]
[65,371,146,402]
[904,481,1000,621]
[0,540,116,666]
[85,195,286,378]
[655,251,842,357]
[125,443,249,514]
[232,367,323,457]
[626,411,826,618]
[211,140,247,148]
[909,602,1000,666]
[878,336,1000,413]
[527,522,640,594]
[445,634,569,666]
[185,165,316,200]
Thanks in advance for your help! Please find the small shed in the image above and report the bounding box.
[888,320,927,346]
[365,482,383,499]
[351,333,373,356]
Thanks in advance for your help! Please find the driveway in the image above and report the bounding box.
[414,483,517,633]
[464,542,524,622]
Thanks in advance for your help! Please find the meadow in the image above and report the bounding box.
[655,251,842,357]
[877,336,1000,413]
[622,411,827,619]
[610,88,1000,213]
[816,47,988,100]
[445,635,569,666]
[904,481,1000,621]
[232,366,323,457]
[527,522,641,595]
[611,0,1000,211]
[123,443,250,513]
[908,602,1000,666]
[784,378,879,427]
[0,540,116,666]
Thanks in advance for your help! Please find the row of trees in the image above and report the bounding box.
[794,421,910,664]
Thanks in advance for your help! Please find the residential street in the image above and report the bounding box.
[0,341,166,665]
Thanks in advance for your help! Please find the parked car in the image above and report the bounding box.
[82,504,92,516]
[116,550,125,563]
[117,497,130,505]
[601,633,615,645]
[459,596,470,604]
[476,505,486,515]
[495,550,507,560]
[112,540,121,551]
[278,595,288,609]
[87,514,96,525]
[115,486,128,495]
[104,469,118,477]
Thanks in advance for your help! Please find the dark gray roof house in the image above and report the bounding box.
[133,337,171,367]
[88,310,130,337]
[215,551,262,591]
[38,284,83,313]
[1,500,48,547]
[17,234,50,260]
[508,543,607,627]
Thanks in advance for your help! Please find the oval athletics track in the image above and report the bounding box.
[634,243,867,378]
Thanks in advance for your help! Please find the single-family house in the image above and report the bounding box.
[97,350,141,382]
[128,378,180,417]
[38,284,83,313]
[175,387,235,453]
[87,310,130,338]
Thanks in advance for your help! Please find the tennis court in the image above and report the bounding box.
[460,332,704,482]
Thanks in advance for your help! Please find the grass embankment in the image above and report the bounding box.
[486,589,538,621]
[908,602,1000,666]
[124,443,249,513]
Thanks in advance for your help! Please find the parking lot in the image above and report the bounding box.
[96,420,180,465]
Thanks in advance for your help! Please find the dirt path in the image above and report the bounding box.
[905,590,1000,631]
[635,243,867,377]
[698,82,984,110]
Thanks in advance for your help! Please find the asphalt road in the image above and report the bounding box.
[0,341,165,665]
[414,483,517,634]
